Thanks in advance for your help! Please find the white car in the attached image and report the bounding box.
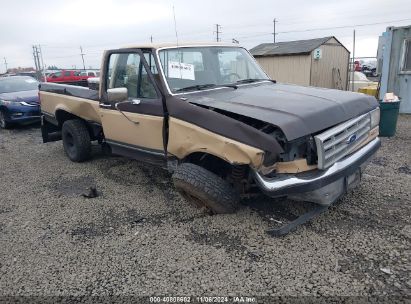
[349,71,377,92]
[79,70,100,77]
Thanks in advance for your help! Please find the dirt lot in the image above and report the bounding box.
[0,115,410,299]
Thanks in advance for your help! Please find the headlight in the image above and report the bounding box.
[1,100,21,106]
[370,107,380,128]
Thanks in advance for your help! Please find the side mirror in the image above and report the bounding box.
[107,87,128,103]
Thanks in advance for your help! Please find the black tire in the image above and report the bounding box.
[62,119,91,162]
[172,163,240,214]
[0,110,10,129]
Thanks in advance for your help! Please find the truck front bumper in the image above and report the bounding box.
[254,138,381,205]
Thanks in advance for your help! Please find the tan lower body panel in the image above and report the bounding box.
[275,158,317,174]
[40,92,101,123]
[100,109,164,151]
[168,117,264,168]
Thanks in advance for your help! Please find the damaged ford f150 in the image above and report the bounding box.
[39,43,380,232]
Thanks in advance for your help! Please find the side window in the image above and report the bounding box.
[107,53,157,99]
[144,53,158,74]
[401,39,411,72]
[54,71,62,77]
[88,72,94,76]
[64,71,71,76]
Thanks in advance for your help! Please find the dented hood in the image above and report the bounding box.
[187,82,379,140]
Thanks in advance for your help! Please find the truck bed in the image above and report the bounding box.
[39,82,99,101]
[39,82,102,124]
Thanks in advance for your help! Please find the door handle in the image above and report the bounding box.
[100,103,112,109]
[130,99,141,105]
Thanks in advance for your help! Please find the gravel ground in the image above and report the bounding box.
[0,115,410,299]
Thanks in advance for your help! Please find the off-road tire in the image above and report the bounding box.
[0,110,10,129]
[172,163,240,214]
[62,119,91,162]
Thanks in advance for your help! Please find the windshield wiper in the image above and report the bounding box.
[174,84,217,92]
[174,83,238,93]
[235,78,276,84]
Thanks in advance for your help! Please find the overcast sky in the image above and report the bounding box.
[1,0,411,73]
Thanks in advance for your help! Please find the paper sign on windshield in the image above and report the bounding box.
[168,61,195,80]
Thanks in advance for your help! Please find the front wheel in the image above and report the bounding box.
[0,110,10,129]
[172,163,240,214]
[62,119,91,162]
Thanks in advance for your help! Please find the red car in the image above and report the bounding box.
[46,70,89,85]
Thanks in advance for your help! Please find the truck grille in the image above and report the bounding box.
[314,112,372,169]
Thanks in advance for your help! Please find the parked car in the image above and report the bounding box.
[362,65,378,77]
[46,70,88,86]
[80,70,100,77]
[0,76,40,128]
[39,43,380,232]
[87,77,100,90]
[349,71,378,92]
[354,60,362,71]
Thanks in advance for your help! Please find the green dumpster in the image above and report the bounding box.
[379,101,401,137]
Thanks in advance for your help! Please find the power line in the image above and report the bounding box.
[236,17,411,40]
[279,18,411,34]
[14,16,411,69]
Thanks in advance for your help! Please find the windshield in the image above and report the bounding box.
[158,46,269,93]
[0,77,39,94]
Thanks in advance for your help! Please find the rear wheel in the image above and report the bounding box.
[0,110,10,129]
[62,119,91,162]
[172,163,240,214]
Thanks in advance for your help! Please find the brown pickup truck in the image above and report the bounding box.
[39,42,380,229]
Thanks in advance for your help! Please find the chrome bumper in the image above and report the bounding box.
[254,138,381,197]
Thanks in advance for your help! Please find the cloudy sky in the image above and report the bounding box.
[1,0,411,73]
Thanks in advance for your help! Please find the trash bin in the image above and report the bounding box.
[379,101,401,137]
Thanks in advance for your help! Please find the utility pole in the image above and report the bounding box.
[352,29,356,92]
[32,45,39,73]
[150,35,153,43]
[215,24,222,42]
[80,46,86,70]
[272,18,278,43]
[35,46,41,79]
[3,57,8,73]
[38,45,47,82]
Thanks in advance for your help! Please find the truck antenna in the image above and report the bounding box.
[173,5,179,47]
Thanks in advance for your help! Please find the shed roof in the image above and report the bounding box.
[250,36,338,57]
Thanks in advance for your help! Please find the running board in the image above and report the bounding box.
[266,204,329,237]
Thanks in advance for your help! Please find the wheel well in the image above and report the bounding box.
[55,110,79,127]
[183,152,231,177]
[183,152,250,194]
[55,110,103,141]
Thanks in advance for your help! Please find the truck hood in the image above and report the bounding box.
[186,82,379,140]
